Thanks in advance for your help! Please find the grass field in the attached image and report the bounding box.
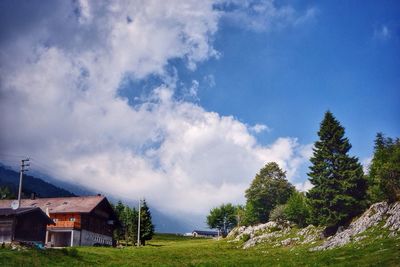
[1,231,399,266]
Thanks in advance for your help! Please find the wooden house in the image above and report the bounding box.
[0,195,118,247]
[0,207,54,244]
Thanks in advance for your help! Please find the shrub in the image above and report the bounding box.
[240,234,250,242]
[284,191,310,227]
[69,247,79,257]
[62,247,79,257]
[269,204,287,222]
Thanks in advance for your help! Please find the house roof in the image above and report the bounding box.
[192,230,219,236]
[0,195,106,214]
[0,207,55,224]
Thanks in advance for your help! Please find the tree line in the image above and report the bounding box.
[112,199,155,246]
[207,111,399,236]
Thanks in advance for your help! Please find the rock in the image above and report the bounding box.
[226,226,246,239]
[311,201,398,251]
[280,237,300,246]
[384,202,400,232]
[388,231,397,238]
[233,221,290,242]
[298,225,323,244]
[242,231,283,249]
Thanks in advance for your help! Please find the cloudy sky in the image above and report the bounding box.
[0,1,399,225]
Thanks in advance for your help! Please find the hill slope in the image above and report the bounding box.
[0,165,75,198]
[0,165,191,233]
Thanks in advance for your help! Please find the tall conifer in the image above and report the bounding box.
[139,199,155,246]
[307,111,367,228]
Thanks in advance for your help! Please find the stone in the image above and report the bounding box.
[311,201,400,251]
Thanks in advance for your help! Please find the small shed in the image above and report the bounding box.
[0,207,54,244]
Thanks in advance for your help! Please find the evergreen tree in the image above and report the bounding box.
[245,162,295,224]
[307,111,367,228]
[0,186,15,199]
[368,133,400,203]
[113,200,126,244]
[139,199,154,246]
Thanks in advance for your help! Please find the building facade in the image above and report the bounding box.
[0,195,118,247]
[0,207,54,244]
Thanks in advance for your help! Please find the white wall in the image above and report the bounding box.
[80,229,112,246]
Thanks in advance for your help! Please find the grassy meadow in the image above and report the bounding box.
[1,232,399,266]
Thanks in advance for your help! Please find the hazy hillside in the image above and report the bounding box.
[0,165,75,198]
[0,164,191,233]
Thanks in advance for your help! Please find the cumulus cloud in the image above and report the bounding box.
[0,0,312,222]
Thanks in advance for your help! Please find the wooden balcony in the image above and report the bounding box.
[47,220,81,229]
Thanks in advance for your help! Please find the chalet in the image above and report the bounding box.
[192,230,219,238]
[0,207,54,244]
[0,195,118,247]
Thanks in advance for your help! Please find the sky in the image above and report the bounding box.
[0,0,399,228]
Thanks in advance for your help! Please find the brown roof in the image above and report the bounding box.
[0,195,106,214]
[0,207,55,224]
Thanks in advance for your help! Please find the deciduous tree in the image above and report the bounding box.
[206,203,237,235]
[245,162,295,224]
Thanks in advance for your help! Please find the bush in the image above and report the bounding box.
[62,247,79,257]
[269,204,287,222]
[284,191,310,227]
[240,234,250,242]
[68,248,78,257]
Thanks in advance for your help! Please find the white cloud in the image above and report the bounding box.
[250,124,270,133]
[361,156,372,174]
[0,0,313,223]
[296,180,313,192]
[219,0,317,32]
[374,25,391,41]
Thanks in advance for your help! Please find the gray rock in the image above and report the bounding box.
[384,202,400,231]
[311,201,400,251]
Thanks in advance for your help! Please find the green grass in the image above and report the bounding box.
[1,232,399,266]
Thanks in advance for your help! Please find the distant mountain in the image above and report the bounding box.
[0,164,192,233]
[0,165,75,198]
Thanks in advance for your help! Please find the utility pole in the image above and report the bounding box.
[18,158,30,209]
[137,198,141,247]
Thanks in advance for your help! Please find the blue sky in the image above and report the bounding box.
[0,0,399,228]
[182,0,400,159]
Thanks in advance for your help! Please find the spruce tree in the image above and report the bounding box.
[368,133,400,203]
[307,111,367,228]
[139,199,155,246]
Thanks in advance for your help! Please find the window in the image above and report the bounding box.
[69,217,75,222]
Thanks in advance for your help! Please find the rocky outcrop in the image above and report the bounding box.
[228,221,322,249]
[312,201,400,251]
[230,221,292,243]
[227,201,400,250]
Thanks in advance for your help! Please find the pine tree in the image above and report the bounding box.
[113,200,126,244]
[307,111,367,229]
[368,133,400,203]
[139,199,154,246]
